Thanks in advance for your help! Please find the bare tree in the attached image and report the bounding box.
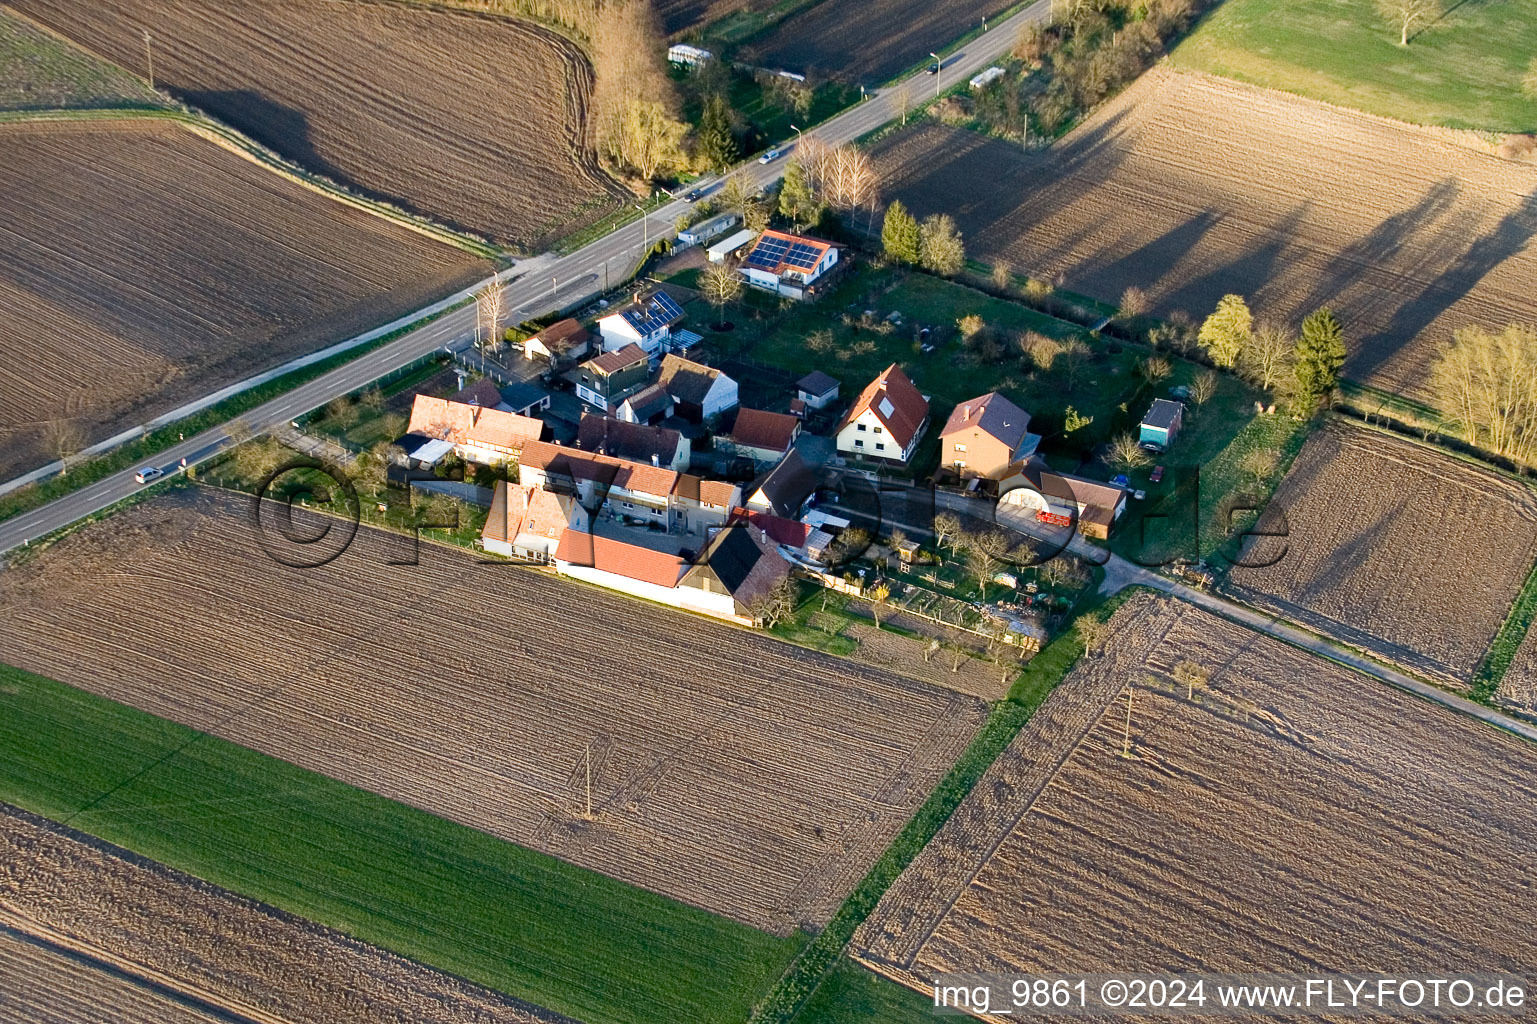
[699,261,742,326]
[1137,355,1172,385]
[1059,338,1091,391]
[1190,369,1220,408]
[1240,446,1280,484]
[751,576,798,628]
[1118,285,1149,320]
[1172,659,1210,700]
[1375,0,1440,45]
[1240,323,1295,392]
[1076,614,1111,656]
[968,544,1002,602]
[1104,432,1151,471]
[896,81,913,126]
[1431,324,1537,468]
[476,276,506,353]
[44,418,86,474]
[360,386,385,414]
[933,511,964,558]
[866,581,892,627]
[991,259,1014,292]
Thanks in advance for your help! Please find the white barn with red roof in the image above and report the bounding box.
[834,364,929,465]
[737,230,840,300]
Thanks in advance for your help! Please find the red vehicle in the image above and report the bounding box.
[1149,465,1165,484]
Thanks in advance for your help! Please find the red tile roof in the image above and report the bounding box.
[483,481,573,546]
[529,318,590,354]
[728,507,810,548]
[407,395,542,455]
[585,343,649,375]
[729,408,800,453]
[837,363,929,451]
[553,530,685,588]
[520,439,679,498]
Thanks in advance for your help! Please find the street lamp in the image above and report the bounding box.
[931,52,942,99]
[790,123,803,145]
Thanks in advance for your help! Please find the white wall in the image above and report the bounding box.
[836,409,905,462]
[703,376,739,420]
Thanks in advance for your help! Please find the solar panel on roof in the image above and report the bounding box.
[784,242,822,270]
[746,236,790,270]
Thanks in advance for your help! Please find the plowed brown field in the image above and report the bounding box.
[0,488,987,935]
[856,595,1537,1010]
[11,0,626,249]
[0,119,486,482]
[0,805,570,1024]
[1225,421,1537,686]
[1497,630,1537,719]
[866,68,1537,401]
[741,0,1011,83]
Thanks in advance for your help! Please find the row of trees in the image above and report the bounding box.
[880,201,966,275]
[1432,324,1537,468]
[1195,294,1347,408]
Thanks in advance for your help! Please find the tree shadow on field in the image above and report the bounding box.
[1085,210,1222,306]
[872,109,1134,261]
[180,89,352,195]
[1350,189,1537,392]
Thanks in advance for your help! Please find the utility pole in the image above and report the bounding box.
[143,29,154,90]
[1121,688,1134,757]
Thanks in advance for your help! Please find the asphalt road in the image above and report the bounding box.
[0,0,1050,558]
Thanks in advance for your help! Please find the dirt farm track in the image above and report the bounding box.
[868,68,1537,402]
[855,595,1537,1015]
[0,489,988,936]
[0,119,486,484]
[0,805,567,1024]
[10,0,626,249]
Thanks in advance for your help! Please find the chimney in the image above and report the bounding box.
[651,453,660,467]
[633,289,642,306]
[963,404,970,421]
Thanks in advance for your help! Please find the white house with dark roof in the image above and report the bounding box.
[834,363,929,464]
[658,354,738,423]
[795,370,839,410]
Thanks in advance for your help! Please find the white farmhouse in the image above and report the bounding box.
[833,363,929,464]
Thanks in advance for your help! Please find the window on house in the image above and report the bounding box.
[854,439,865,448]
[876,442,886,451]
[954,460,966,468]
[857,423,867,431]
[873,425,883,434]
[953,442,967,452]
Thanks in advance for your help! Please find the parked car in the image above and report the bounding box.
[1111,473,1130,488]
[684,188,703,203]
[1149,465,1165,484]
[134,466,163,484]
[758,148,782,164]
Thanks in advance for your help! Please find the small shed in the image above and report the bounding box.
[707,228,757,263]
[969,66,1005,90]
[678,211,741,248]
[796,370,839,410]
[1139,399,1184,450]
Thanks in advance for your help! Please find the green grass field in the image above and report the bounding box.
[1172,0,1537,132]
[0,664,802,1024]
[0,9,161,112]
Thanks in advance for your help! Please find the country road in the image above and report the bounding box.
[0,0,1051,558]
[831,488,1537,746]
